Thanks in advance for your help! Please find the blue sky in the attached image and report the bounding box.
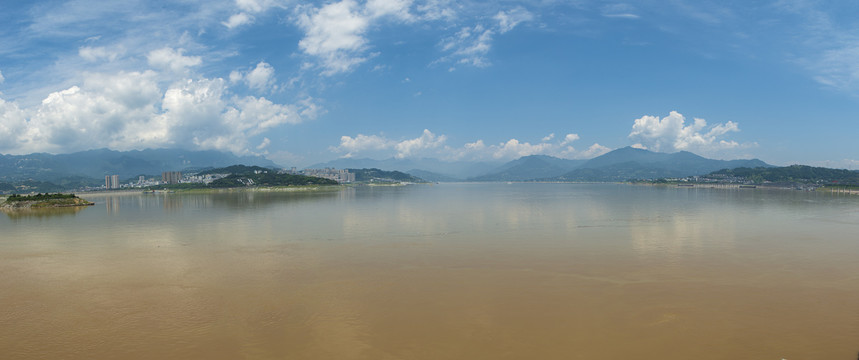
[0,0,858,168]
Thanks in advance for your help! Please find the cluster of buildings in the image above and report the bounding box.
[104,175,121,189]
[102,171,186,190]
[99,167,356,190]
[286,168,355,183]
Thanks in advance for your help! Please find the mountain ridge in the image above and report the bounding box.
[555,147,771,181]
[0,148,278,183]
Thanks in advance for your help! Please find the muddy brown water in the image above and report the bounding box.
[2,184,857,359]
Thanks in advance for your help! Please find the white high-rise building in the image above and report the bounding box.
[105,175,120,189]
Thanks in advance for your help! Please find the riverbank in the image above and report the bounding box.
[633,181,859,195]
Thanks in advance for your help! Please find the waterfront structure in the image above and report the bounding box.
[300,168,355,183]
[162,171,182,184]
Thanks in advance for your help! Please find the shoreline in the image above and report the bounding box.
[1,197,95,210]
[632,182,859,195]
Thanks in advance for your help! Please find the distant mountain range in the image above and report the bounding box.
[0,146,776,192]
[310,147,772,182]
[468,155,586,181]
[307,157,501,180]
[0,148,277,183]
[552,147,771,182]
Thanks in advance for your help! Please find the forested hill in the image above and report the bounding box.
[347,168,426,183]
[710,165,859,184]
[208,172,338,188]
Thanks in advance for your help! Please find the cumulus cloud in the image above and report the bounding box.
[290,1,528,74]
[229,61,277,92]
[437,6,532,69]
[561,133,579,145]
[294,0,429,76]
[146,47,202,73]
[294,0,413,76]
[489,138,553,159]
[333,129,445,158]
[247,62,276,91]
[0,98,28,150]
[628,111,745,155]
[0,70,316,155]
[334,133,391,157]
[580,143,612,158]
[296,0,372,75]
[332,129,607,161]
[394,129,446,158]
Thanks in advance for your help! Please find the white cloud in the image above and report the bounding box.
[439,25,494,68]
[0,70,315,155]
[490,138,552,159]
[416,0,456,21]
[296,0,371,75]
[332,128,606,161]
[224,0,283,28]
[229,70,243,83]
[771,2,859,93]
[257,137,271,150]
[246,62,276,91]
[437,6,532,69]
[0,70,4,84]
[78,46,121,62]
[228,62,278,92]
[811,44,859,91]
[366,0,414,20]
[334,133,391,157]
[394,129,446,158]
[628,111,744,155]
[223,13,254,29]
[236,0,278,13]
[494,7,534,33]
[601,4,640,19]
[332,129,446,158]
[542,133,555,142]
[0,98,28,151]
[146,47,202,73]
[580,143,612,158]
[561,133,579,145]
[294,0,416,75]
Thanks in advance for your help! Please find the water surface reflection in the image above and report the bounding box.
[1,184,857,359]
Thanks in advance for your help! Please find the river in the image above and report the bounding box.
[1,183,857,359]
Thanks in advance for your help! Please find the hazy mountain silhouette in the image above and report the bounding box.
[469,155,585,181]
[0,148,277,182]
[555,147,771,181]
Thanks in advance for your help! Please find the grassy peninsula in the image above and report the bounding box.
[2,193,94,209]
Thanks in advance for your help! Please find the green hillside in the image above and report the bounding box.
[710,165,859,184]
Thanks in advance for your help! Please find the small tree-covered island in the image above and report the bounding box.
[1,193,94,209]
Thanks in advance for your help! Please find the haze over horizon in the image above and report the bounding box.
[1,1,858,169]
